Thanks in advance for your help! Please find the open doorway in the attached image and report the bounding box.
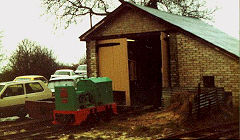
[128,34,162,106]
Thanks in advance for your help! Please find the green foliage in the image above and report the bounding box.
[58,56,86,72]
[0,39,60,81]
[0,67,13,82]
[57,62,77,70]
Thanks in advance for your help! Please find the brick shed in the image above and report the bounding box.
[79,2,239,106]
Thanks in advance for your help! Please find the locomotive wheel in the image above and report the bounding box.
[87,112,99,125]
[17,108,27,119]
[102,108,113,122]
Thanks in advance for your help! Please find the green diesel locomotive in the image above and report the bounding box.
[52,77,117,125]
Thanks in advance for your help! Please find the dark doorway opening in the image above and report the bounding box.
[128,34,162,106]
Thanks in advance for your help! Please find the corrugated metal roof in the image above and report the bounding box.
[127,2,239,57]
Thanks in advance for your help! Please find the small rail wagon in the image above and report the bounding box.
[52,77,117,125]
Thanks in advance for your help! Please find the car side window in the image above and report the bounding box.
[3,84,24,97]
[26,82,44,94]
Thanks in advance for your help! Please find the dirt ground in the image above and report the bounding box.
[57,107,238,140]
[57,93,239,140]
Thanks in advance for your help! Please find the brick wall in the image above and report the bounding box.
[86,40,98,77]
[175,33,240,106]
[169,33,180,87]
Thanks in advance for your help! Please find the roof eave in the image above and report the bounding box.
[79,2,130,41]
[177,29,240,60]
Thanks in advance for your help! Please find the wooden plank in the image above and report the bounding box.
[199,98,217,103]
[161,32,169,87]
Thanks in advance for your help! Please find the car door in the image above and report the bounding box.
[25,82,47,101]
[0,84,25,116]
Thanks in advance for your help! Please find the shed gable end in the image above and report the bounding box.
[94,7,173,37]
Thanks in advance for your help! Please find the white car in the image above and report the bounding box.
[48,75,82,94]
[50,69,75,80]
[75,64,87,78]
[0,80,53,118]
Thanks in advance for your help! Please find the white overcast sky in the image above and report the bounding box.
[0,0,239,65]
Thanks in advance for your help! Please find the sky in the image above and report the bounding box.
[0,0,239,65]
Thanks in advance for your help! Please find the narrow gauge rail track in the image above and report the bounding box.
[0,118,46,130]
[0,124,77,140]
[0,117,98,139]
[0,119,54,139]
[0,116,122,139]
[0,106,157,139]
[163,121,239,139]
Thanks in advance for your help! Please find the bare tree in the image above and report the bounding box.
[6,39,59,80]
[42,0,120,28]
[41,0,217,29]
[142,0,217,20]
[78,55,87,65]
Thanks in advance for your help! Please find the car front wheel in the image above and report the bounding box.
[17,108,27,118]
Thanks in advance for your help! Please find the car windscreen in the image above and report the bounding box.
[48,80,75,89]
[54,71,71,76]
[77,65,87,70]
[0,85,4,92]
